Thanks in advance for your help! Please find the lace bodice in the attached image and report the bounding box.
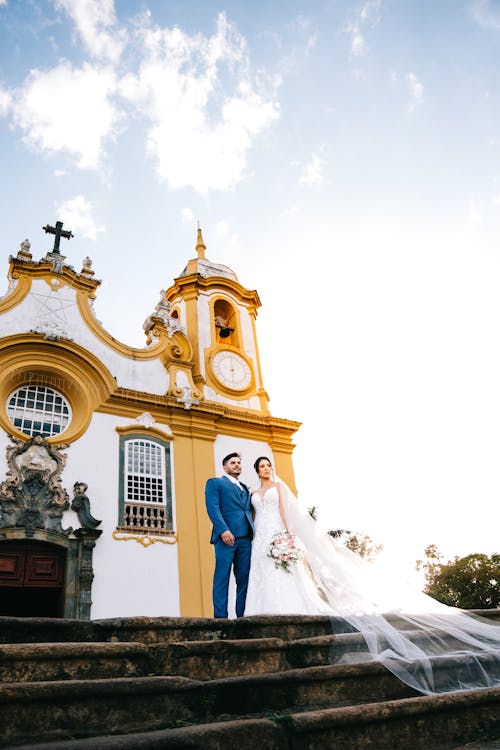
[251,485,285,541]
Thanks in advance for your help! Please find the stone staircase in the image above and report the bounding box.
[0,612,499,749]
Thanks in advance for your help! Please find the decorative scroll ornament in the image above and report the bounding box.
[112,530,177,547]
[143,291,186,339]
[176,385,199,410]
[0,435,72,537]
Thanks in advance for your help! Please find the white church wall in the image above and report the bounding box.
[62,412,180,619]
[213,434,274,491]
[0,279,170,395]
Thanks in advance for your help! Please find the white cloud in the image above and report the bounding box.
[5,62,118,169]
[56,195,105,240]
[406,72,424,111]
[360,0,382,24]
[181,207,195,224]
[0,11,278,192]
[119,12,279,193]
[470,0,500,29]
[0,1,8,7]
[54,0,126,62]
[287,15,317,55]
[53,169,67,177]
[0,87,12,115]
[345,1,381,59]
[299,147,326,187]
[347,23,368,57]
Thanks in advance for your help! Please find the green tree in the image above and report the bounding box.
[307,508,383,561]
[329,529,384,561]
[416,546,500,609]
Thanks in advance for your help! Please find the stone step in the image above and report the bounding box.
[0,662,418,748]
[1,631,497,687]
[0,610,498,645]
[0,642,149,683]
[153,631,375,678]
[0,633,365,684]
[9,687,500,750]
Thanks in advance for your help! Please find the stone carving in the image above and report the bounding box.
[143,291,186,338]
[80,257,94,278]
[136,412,156,429]
[0,435,71,537]
[32,319,70,341]
[176,385,199,410]
[18,239,32,260]
[71,482,102,530]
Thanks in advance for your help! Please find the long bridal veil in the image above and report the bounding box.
[280,479,500,695]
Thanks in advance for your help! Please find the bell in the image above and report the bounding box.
[219,327,232,338]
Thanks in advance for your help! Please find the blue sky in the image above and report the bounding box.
[1,0,500,571]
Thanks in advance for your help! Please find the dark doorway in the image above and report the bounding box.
[0,541,66,617]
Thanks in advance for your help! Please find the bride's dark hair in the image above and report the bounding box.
[254,456,272,473]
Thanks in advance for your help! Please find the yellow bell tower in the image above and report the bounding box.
[165,227,270,414]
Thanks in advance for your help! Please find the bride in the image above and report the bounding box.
[244,456,500,696]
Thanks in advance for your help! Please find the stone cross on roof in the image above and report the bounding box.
[43,221,74,255]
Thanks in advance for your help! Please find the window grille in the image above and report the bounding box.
[7,385,71,437]
[118,436,173,535]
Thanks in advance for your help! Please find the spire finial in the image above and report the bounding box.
[196,223,206,259]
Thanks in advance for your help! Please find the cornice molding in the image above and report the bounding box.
[165,273,261,310]
[100,388,300,443]
[8,256,100,295]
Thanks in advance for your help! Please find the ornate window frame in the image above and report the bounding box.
[114,425,176,546]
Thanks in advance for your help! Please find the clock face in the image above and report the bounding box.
[211,350,252,391]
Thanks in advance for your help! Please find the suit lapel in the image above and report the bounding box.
[223,475,247,507]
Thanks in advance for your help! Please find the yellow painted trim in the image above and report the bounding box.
[0,275,32,313]
[166,273,261,309]
[0,334,116,444]
[112,530,177,546]
[76,291,175,361]
[173,434,215,617]
[115,424,174,443]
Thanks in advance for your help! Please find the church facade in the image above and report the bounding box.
[0,226,300,619]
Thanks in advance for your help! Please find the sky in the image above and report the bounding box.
[1,0,500,574]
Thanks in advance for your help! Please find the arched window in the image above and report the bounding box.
[118,434,173,536]
[213,299,239,346]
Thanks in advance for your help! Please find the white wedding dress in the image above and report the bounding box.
[244,486,332,616]
[243,480,500,696]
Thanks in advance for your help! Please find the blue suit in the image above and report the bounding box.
[205,475,254,618]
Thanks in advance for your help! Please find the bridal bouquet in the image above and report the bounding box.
[267,531,303,574]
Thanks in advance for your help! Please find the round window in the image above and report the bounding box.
[7,385,72,438]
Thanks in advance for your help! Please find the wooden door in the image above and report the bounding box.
[0,541,66,617]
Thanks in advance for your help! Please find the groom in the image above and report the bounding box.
[205,452,254,618]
